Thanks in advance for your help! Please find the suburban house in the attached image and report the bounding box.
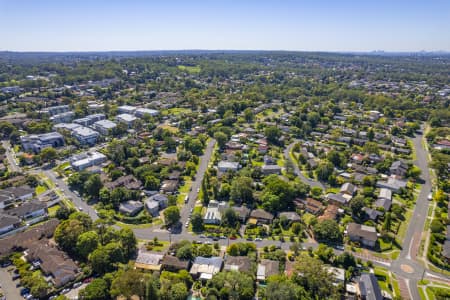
[1,185,35,205]
[376,177,407,193]
[218,161,240,173]
[161,255,191,272]
[25,239,79,287]
[248,209,274,225]
[257,259,279,282]
[20,132,65,153]
[278,212,301,223]
[224,256,252,273]
[261,164,282,175]
[326,266,346,285]
[231,206,251,222]
[105,175,142,190]
[7,201,48,224]
[390,160,408,177]
[204,200,228,225]
[148,193,169,209]
[135,250,164,271]
[357,273,383,300]
[119,200,144,216]
[326,193,351,206]
[0,213,21,236]
[160,180,178,194]
[189,256,223,280]
[340,182,357,196]
[145,200,160,217]
[296,198,324,215]
[346,223,378,248]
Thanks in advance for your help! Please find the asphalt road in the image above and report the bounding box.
[284,140,326,189]
[388,128,447,300]
[44,169,99,221]
[179,139,216,233]
[2,140,21,173]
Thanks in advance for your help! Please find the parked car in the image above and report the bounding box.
[73,282,82,288]
[20,288,30,296]
[61,288,71,294]
[255,237,262,241]
[427,192,433,201]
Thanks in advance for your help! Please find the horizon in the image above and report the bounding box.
[1,0,450,52]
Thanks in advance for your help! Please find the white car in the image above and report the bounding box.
[427,192,433,201]
[78,207,83,211]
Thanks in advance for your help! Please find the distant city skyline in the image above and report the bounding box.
[1,0,449,52]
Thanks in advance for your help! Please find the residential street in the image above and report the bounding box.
[2,140,21,173]
[179,139,216,233]
[284,140,326,189]
[8,130,449,300]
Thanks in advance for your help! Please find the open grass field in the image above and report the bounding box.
[178,65,201,73]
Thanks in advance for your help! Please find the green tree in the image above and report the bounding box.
[89,248,112,274]
[222,208,239,227]
[76,231,99,260]
[383,212,392,232]
[191,212,204,232]
[293,254,338,299]
[230,176,254,204]
[144,175,160,190]
[313,219,342,244]
[315,162,334,181]
[40,147,58,163]
[207,271,254,300]
[265,275,312,300]
[164,206,180,227]
[55,218,90,254]
[110,269,147,299]
[349,195,365,218]
[84,174,103,199]
[79,278,109,300]
[265,126,281,144]
[117,228,137,258]
[176,244,194,260]
[214,131,228,150]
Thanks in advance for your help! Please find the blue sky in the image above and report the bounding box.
[1,0,449,52]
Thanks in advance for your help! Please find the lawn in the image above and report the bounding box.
[395,209,413,244]
[35,185,47,195]
[48,204,61,217]
[177,177,193,205]
[144,240,170,252]
[158,124,179,133]
[115,221,156,230]
[177,65,201,74]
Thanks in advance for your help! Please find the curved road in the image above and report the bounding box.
[33,132,450,299]
[284,140,326,189]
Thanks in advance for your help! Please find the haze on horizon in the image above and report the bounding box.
[1,0,449,52]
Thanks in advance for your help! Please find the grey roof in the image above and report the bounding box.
[93,119,117,129]
[4,185,34,198]
[363,207,384,221]
[359,273,383,300]
[193,256,223,268]
[374,198,392,211]
[0,213,21,228]
[7,201,46,218]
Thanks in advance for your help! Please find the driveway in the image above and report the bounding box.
[0,267,22,300]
